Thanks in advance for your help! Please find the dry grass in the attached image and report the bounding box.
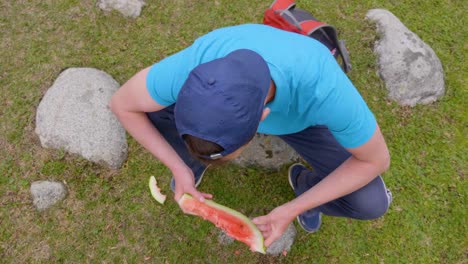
[0,0,466,263]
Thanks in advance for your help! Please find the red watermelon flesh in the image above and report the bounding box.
[178,194,266,254]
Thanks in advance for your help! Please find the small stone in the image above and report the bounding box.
[218,230,235,245]
[97,0,146,18]
[266,223,297,256]
[30,181,68,211]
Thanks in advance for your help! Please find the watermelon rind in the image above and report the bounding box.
[149,176,166,204]
[178,194,266,254]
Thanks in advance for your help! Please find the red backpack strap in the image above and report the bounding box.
[264,8,302,34]
[264,0,301,34]
[263,0,352,73]
[302,20,352,72]
[300,20,335,54]
[299,20,326,35]
[270,0,296,11]
[310,24,352,73]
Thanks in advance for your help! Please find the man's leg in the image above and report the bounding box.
[146,105,207,189]
[279,126,392,220]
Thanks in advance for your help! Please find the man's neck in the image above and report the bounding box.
[265,80,276,104]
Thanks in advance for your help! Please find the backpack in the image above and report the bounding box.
[263,0,352,73]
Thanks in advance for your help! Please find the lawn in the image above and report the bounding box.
[0,0,466,263]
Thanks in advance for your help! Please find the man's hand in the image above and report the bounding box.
[173,169,212,209]
[252,205,295,247]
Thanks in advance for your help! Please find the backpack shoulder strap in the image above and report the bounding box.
[299,20,325,35]
[315,25,352,73]
[270,0,296,11]
[264,0,352,73]
[300,20,352,72]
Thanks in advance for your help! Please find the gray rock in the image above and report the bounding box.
[218,220,296,256]
[233,134,300,169]
[366,9,445,106]
[35,68,128,169]
[218,230,235,245]
[97,0,146,18]
[30,181,68,211]
[266,223,297,256]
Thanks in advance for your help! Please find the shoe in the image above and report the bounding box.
[170,164,210,192]
[297,210,322,233]
[287,163,322,233]
[288,163,307,195]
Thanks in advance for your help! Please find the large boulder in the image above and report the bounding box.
[233,134,300,170]
[97,0,146,18]
[366,9,445,106]
[35,68,127,169]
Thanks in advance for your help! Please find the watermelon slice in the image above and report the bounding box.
[149,176,166,204]
[178,194,266,254]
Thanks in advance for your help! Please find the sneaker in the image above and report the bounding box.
[288,163,322,233]
[170,164,210,192]
[297,210,322,233]
[288,163,308,196]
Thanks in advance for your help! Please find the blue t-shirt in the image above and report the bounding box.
[146,24,376,148]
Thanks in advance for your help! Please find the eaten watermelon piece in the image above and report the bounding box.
[149,176,166,204]
[178,194,266,254]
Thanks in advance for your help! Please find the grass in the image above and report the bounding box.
[0,0,466,263]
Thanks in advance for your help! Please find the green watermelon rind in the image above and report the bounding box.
[179,194,266,254]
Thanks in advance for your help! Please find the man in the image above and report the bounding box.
[110,24,392,247]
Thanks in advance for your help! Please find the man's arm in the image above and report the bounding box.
[253,125,390,246]
[109,67,211,202]
[284,124,390,216]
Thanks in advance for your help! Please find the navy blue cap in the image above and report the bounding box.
[174,49,271,160]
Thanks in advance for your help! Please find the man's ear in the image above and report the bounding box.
[261,108,270,121]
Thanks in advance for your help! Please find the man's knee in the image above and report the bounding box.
[353,188,392,220]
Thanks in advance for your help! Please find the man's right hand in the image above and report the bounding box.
[173,169,213,209]
[110,67,213,211]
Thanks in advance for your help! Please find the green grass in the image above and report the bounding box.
[0,0,466,263]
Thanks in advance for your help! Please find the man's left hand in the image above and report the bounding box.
[252,205,295,247]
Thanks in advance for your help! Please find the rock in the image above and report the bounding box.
[35,68,128,169]
[97,0,146,18]
[233,134,300,169]
[366,9,445,106]
[266,222,297,256]
[218,220,297,256]
[218,230,235,246]
[30,181,68,211]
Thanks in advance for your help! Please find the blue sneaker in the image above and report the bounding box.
[297,209,322,233]
[170,165,210,192]
[288,163,322,233]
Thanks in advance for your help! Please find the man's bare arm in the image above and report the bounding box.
[109,67,211,201]
[284,125,390,215]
